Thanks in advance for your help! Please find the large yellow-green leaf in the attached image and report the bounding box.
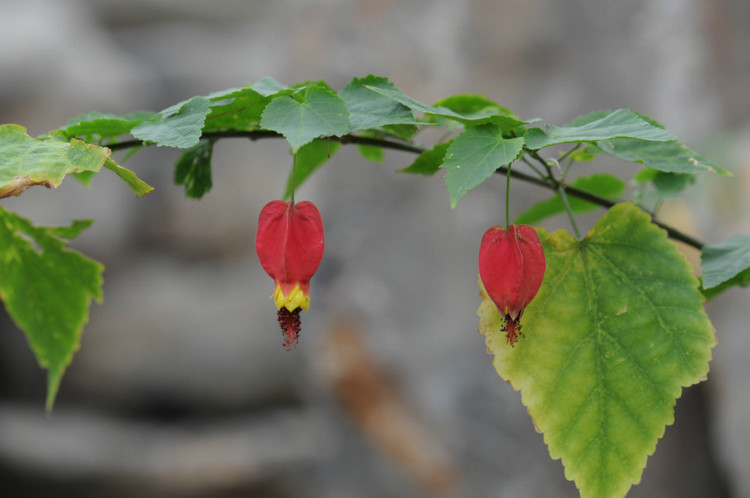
[478,202,715,498]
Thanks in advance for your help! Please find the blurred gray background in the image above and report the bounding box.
[1,0,749,496]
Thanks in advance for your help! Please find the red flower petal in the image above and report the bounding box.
[478,224,546,344]
[256,200,325,294]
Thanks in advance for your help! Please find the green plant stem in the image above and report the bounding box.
[529,146,580,238]
[520,156,548,180]
[558,184,582,239]
[561,156,575,180]
[290,153,296,205]
[526,148,556,180]
[505,162,512,229]
[106,130,705,250]
[559,143,581,163]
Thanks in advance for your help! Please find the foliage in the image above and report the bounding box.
[479,203,714,498]
[1,74,746,497]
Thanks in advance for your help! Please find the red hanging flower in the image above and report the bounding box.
[478,224,546,345]
[256,200,325,350]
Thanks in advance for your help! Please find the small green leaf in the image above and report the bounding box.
[102,159,153,197]
[568,146,598,163]
[381,123,419,140]
[364,84,526,130]
[357,144,384,162]
[174,140,214,199]
[634,170,695,207]
[250,76,287,97]
[283,140,341,199]
[60,111,155,142]
[478,202,715,498]
[514,173,625,224]
[525,109,675,149]
[399,141,451,175]
[701,233,750,289]
[71,170,97,188]
[0,207,104,410]
[131,96,212,148]
[441,126,524,208]
[634,168,695,193]
[261,84,350,151]
[203,87,269,132]
[0,124,110,197]
[339,76,421,132]
[432,94,517,118]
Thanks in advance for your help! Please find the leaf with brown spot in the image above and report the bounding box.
[0,124,151,198]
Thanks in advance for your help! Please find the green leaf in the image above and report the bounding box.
[441,126,524,208]
[71,170,97,188]
[634,168,695,192]
[283,139,341,199]
[432,93,517,118]
[381,123,419,140]
[633,168,696,205]
[596,138,730,176]
[568,146,598,163]
[202,87,269,132]
[102,159,153,197]
[173,140,214,199]
[0,207,104,410]
[357,144,384,162]
[339,76,422,132]
[524,109,675,150]
[0,124,110,197]
[60,111,156,142]
[701,234,750,289]
[249,76,287,97]
[260,84,350,151]
[364,84,526,130]
[478,202,715,498]
[398,141,451,175]
[0,124,152,197]
[701,267,750,300]
[514,173,625,225]
[131,96,212,148]
[46,219,95,239]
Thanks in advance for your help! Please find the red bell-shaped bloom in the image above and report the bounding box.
[256,200,325,350]
[478,224,545,345]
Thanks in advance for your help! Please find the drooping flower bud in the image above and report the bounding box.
[256,200,325,350]
[478,224,545,345]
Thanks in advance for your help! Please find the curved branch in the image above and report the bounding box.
[105,130,704,250]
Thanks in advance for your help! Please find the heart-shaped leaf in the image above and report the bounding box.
[478,202,715,498]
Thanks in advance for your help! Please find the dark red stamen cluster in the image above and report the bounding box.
[501,314,525,346]
[277,307,302,351]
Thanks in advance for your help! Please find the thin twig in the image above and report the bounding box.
[557,184,582,239]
